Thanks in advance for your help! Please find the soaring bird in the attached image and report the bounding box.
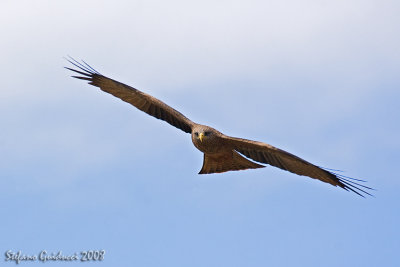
[65,57,373,197]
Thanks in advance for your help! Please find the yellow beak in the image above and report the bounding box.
[199,132,204,142]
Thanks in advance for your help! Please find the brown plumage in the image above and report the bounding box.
[65,57,373,197]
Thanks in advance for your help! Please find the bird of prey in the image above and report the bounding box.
[65,57,373,197]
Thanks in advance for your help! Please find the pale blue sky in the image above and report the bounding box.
[1,0,399,266]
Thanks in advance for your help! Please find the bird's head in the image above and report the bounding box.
[191,125,223,153]
[192,125,214,142]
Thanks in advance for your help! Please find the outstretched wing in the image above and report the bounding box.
[224,136,373,197]
[65,57,195,133]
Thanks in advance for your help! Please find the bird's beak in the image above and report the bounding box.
[199,132,204,142]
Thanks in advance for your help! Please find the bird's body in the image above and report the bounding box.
[191,124,265,174]
[66,58,373,197]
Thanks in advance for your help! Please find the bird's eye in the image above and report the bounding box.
[194,132,199,136]
[204,132,210,136]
